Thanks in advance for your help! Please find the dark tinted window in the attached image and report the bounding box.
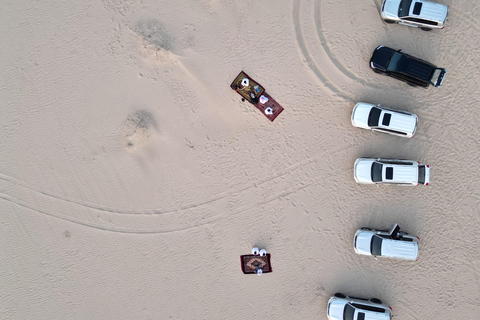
[371,162,383,182]
[398,0,412,17]
[413,2,422,15]
[357,312,365,320]
[382,113,391,126]
[368,107,382,127]
[352,303,387,313]
[344,304,355,320]
[418,165,425,184]
[385,167,393,180]
[386,52,403,72]
[371,235,383,256]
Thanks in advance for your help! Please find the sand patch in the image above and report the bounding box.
[122,110,157,152]
[134,18,174,52]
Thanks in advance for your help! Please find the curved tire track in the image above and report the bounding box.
[313,0,373,87]
[0,154,327,233]
[293,0,354,102]
[0,192,221,234]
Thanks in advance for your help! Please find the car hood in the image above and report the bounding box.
[352,103,375,128]
[354,230,374,255]
[371,46,396,70]
[382,239,419,260]
[327,297,347,320]
[411,1,448,22]
[382,0,401,18]
[354,159,374,184]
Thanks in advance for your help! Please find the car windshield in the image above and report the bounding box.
[418,165,425,184]
[344,304,355,320]
[371,162,383,182]
[386,52,403,72]
[398,0,413,17]
[371,235,383,256]
[368,107,382,127]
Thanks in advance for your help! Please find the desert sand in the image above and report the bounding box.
[1,0,479,319]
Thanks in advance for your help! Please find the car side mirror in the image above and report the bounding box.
[398,49,402,52]
[376,183,380,187]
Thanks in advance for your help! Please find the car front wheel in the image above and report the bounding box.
[370,298,382,304]
[420,27,432,31]
[334,293,346,298]
[384,20,395,24]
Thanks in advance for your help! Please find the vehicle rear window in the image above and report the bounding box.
[344,304,355,320]
[368,107,382,127]
[418,165,425,184]
[385,167,393,180]
[371,235,383,256]
[371,162,383,183]
[382,113,391,126]
[413,2,422,15]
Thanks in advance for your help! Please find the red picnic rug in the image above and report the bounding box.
[240,254,272,274]
[231,71,284,122]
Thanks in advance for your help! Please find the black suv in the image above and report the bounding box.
[370,45,446,88]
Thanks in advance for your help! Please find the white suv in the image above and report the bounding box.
[354,224,420,261]
[381,0,449,31]
[351,102,418,138]
[354,158,430,186]
[327,293,392,320]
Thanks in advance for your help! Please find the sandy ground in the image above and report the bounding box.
[1,0,479,319]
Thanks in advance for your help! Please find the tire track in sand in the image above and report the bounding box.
[0,154,326,233]
[0,192,221,234]
[313,0,373,88]
[0,155,317,216]
[293,0,354,102]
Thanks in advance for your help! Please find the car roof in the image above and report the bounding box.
[381,238,418,260]
[398,57,435,82]
[377,110,416,133]
[329,297,391,320]
[408,1,448,23]
[350,300,391,320]
[356,309,391,320]
[381,163,418,183]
